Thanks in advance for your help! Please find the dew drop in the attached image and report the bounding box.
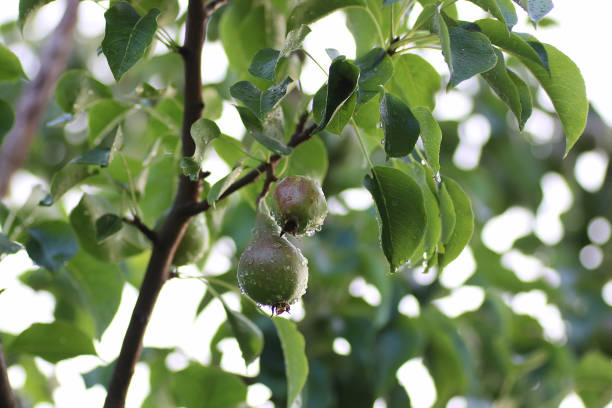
[381,139,386,145]
[434,171,441,183]
[420,160,426,166]
[305,230,315,237]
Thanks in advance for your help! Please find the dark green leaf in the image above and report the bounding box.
[171,364,247,408]
[7,322,96,363]
[55,70,113,113]
[25,221,78,272]
[18,0,54,30]
[43,164,99,206]
[273,317,309,408]
[0,44,26,81]
[231,77,293,121]
[236,106,292,155]
[355,48,393,105]
[439,182,456,245]
[248,48,281,81]
[513,0,553,24]
[225,308,263,365]
[364,166,427,272]
[316,57,360,132]
[102,3,161,81]
[181,118,221,180]
[388,54,440,110]
[412,106,441,173]
[95,214,123,242]
[0,99,15,141]
[88,99,129,144]
[380,93,420,158]
[575,352,612,408]
[439,177,473,267]
[507,70,532,130]
[383,0,401,5]
[0,233,22,255]
[467,0,517,29]
[287,0,366,31]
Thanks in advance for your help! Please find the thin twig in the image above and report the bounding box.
[0,340,18,408]
[255,163,278,207]
[0,0,80,198]
[121,216,158,243]
[204,0,228,16]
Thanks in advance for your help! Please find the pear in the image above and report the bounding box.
[155,211,210,266]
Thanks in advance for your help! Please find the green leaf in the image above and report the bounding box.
[72,128,123,168]
[207,165,245,203]
[508,70,533,130]
[0,99,15,141]
[481,49,526,129]
[70,194,148,262]
[18,0,54,30]
[230,77,293,122]
[439,177,473,267]
[0,233,22,255]
[43,164,99,206]
[181,118,221,180]
[95,214,123,242]
[55,70,113,113]
[88,99,129,144]
[436,14,498,88]
[516,43,587,155]
[7,322,96,363]
[236,106,292,156]
[379,93,420,158]
[215,297,264,365]
[248,48,281,81]
[0,44,26,82]
[281,24,311,56]
[388,54,440,110]
[355,47,393,105]
[412,106,442,174]
[285,137,328,184]
[102,2,161,81]
[25,221,78,272]
[287,0,366,31]
[212,134,248,166]
[273,317,309,408]
[316,57,360,132]
[575,352,612,408]
[467,0,517,30]
[65,251,125,338]
[171,364,247,408]
[439,182,456,245]
[513,0,553,25]
[364,166,427,272]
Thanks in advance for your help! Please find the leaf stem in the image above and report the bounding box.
[303,50,328,77]
[364,7,386,46]
[118,152,142,219]
[350,119,375,171]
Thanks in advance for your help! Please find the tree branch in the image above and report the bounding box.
[121,216,158,244]
[0,340,18,408]
[0,0,80,198]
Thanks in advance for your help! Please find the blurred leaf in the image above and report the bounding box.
[0,43,26,81]
[273,317,309,408]
[576,351,612,408]
[20,356,53,404]
[95,214,123,242]
[55,70,113,113]
[25,221,78,272]
[287,0,366,31]
[42,164,99,206]
[18,0,54,30]
[439,177,473,267]
[88,99,129,144]
[364,166,426,272]
[285,136,328,184]
[102,3,161,81]
[0,233,22,255]
[212,134,248,166]
[379,93,420,158]
[72,128,123,167]
[208,165,246,203]
[467,0,517,30]
[0,99,14,141]
[315,57,360,133]
[281,24,311,56]
[7,322,96,363]
[513,0,553,25]
[388,54,440,110]
[171,364,247,408]
[439,182,456,245]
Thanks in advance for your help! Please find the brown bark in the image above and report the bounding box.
[0,340,18,408]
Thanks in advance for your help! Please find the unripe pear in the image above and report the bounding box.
[270,175,327,236]
[155,211,210,266]
[237,209,308,314]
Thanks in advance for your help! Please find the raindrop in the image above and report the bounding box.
[381,139,385,145]
[434,171,441,183]
[305,230,315,237]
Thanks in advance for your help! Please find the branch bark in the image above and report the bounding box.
[0,340,18,408]
[0,0,80,198]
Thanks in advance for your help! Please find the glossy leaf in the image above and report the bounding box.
[273,317,309,408]
[236,106,292,155]
[8,322,96,363]
[171,364,247,408]
[88,99,129,144]
[102,3,161,81]
[412,106,442,174]
[43,164,99,206]
[508,70,533,130]
[0,99,15,140]
[281,24,311,56]
[364,166,426,272]
[439,177,473,267]
[221,303,263,365]
[287,0,366,31]
[0,233,22,255]
[575,352,612,408]
[315,57,360,132]
[55,70,113,113]
[439,182,456,245]
[25,221,78,272]
[95,214,123,242]
[379,93,420,158]
[230,77,293,122]
[181,118,221,180]
[248,48,281,81]
[513,0,553,24]
[389,54,440,110]
[0,44,26,81]
[467,0,517,29]
[355,48,393,105]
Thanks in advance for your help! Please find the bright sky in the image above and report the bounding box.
[1,1,611,408]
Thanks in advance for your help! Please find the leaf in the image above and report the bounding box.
[287,0,366,31]
[7,322,96,363]
[230,77,293,121]
[0,99,15,141]
[236,106,292,156]
[95,214,123,242]
[180,118,221,180]
[171,364,247,408]
[439,177,474,267]
[355,47,393,105]
[25,221,78,272]
[508,70,533,130]
[516,43,587,155]
[383,0,402,5]
[102,2,161,81]
[273,317,309,408]
[248,48,281,81]
[436,14,498,88]
[88,99,129,144]
[55,70,113,113]
[575,352,612,408]
[70,194,148,262]
[364,166,427,272]
[42,164,99,206]
[285,137,328,184]
[0,44,26,82]
[439,182,456,245]
[513,0,553,24]
[72,128,124,168]
[412,106,442,174]
[212,134,248,166]
[379,93,420,158]
[281,24,311,56]
[207,165,245,203]
[467,0,517,30]
[18,0,54,29]
[316,57,360,132]
[388,54,440,110]
[0,233,22,255]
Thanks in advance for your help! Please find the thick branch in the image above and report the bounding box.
[0,0,79,198]
[0,340,18,408]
